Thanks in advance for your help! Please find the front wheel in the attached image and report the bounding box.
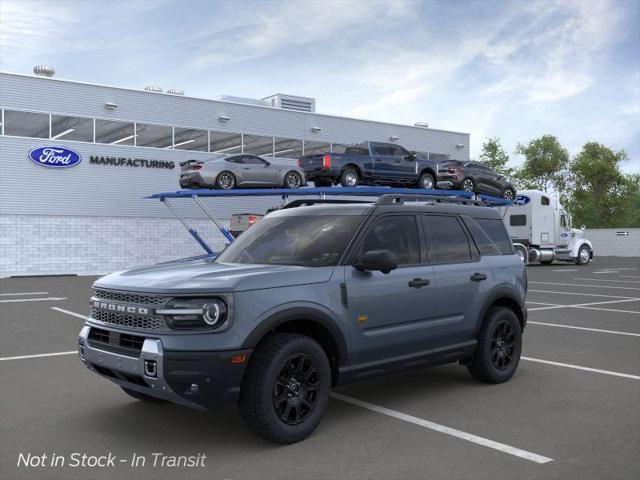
[503,187,515,200]
[418,172,435,190]
[467,307,522,383]
[238,333,331,444]
[576,245,591,265]
[462,177,475,192]
[514,244,528,264]
[216,171,236,190]
[284,171,303,189]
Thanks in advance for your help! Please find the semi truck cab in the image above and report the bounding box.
[504,190,593,265]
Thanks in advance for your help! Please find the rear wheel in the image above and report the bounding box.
[576,245,591,265]
[418,172,435,190]
[121,387,164,403]
[216,171,236,190]
[503,187,515,200]
[340,168,359,187]
[284,171,303,189]
[238,333,331,444]
[462,177,475,192]
[467,307,522,383]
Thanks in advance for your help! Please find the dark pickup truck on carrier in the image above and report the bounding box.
[299,141,441,189]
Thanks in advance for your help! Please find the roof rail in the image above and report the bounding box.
[375,194,487,206]
[280,199,372,209]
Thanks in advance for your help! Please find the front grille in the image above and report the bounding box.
[88,327,146,356]
[94,289,167,306]
[90,306,166,330]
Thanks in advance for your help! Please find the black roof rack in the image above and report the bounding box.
[375,194,488,206]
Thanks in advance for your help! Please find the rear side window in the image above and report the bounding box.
[422,216,472,263]
[469,218,513,255]
[510,215,526,226]
[359,215,420,265]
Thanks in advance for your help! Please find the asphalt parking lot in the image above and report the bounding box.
[1,257,639,480]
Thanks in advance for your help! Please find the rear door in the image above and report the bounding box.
[345,214,436,365]
[370,143,396,181]
[421,214,490,344]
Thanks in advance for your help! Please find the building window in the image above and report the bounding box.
[135,123,173,149]
[303,140,330,156]
[273,137,303,159]
[3,110,49,138]
[95,119,135,145]
[244,134,274,156]
[210,131,243,154]
[173,127,208,151]
[51,114,94,142]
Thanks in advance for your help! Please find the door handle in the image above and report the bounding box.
[242,167,251,170]
[408,278,430,288]
[470,273,488,282]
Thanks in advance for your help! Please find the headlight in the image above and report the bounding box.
[158,297,228,330]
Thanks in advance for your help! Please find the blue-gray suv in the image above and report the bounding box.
[78,194,527,444]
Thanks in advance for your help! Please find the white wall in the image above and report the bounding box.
[586,228,640,258]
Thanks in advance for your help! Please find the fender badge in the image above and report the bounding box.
[358,315,368,327]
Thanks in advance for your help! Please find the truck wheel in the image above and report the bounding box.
[120,387,165,403]
[462,177,475,192]
[514,244,528,264]
[418,172,435,190]
[238,333,331,444]
[467,307,522,384]
[576,245,591,265]
[340,168,359,187]
[216,171,236,190]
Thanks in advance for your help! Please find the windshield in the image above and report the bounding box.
[216,215,363,267]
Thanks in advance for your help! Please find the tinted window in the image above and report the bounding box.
[423,216,471,263]
[95,119,134,145]
[136,123,173,148]
[51,114,94,142]
[389,145,409,157]
[541,196,550,206]
[360,216,419,265]
[510,215,526,226]
[216,215,362,267]
[243,155,267,165]
[373,144,393,156]
[466,218,512,255]
[345,147,370,155]
[226,156,244,164]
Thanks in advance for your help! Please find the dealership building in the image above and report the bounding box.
[0,69,470,276]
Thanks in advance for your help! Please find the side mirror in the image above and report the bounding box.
[354,249,398,274]
[581,225,586,231]
[405,151,416,161]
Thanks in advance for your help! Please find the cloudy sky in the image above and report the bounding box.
[1,0,638,172]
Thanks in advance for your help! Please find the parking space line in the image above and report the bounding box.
[572,278,640,284]
[527,321,640,337]
[51,307,87,319]
[0,291,49,296]
[521,357,640,380]
[529,289,637,299]
[527,298,640,312]
[331,393,553,464]
[0,297,67,303]
[526,301,560,306]
[0,351,76,362]
[552,269,578,272]
[528,305,566,312]
[530,281,640,291]
[620,275,640,279]
[573,306,640,315]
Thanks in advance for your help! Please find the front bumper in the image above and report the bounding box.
[78,325,251,410]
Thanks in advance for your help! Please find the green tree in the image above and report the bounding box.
[564,142,631,228]
[479,137,513,177]
[618,174,640,227]
[515,135,569,192]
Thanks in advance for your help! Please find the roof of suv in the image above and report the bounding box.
[270,201,503,220]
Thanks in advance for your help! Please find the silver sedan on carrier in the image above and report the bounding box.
[179,154,306,189]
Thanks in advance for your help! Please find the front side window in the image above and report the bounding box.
[423,215,471,263]
[242,155,267,165]
[216,215,363,267]
[359,215,420,265]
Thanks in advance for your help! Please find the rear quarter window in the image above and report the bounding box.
[465,217,513,255]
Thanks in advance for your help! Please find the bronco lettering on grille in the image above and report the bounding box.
[92,301,150,315]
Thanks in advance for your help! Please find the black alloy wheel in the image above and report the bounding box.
[272,354,320,425]
[490,320,516,370]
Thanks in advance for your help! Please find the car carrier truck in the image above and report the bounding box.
[504,190,593,265]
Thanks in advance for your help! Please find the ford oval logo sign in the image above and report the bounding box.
[28,146,82,168]
[514,195,530,205]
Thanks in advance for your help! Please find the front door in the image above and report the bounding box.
[345,214,436,365]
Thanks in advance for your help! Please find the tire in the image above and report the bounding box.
[467,307,522,384]
[284,171,303,189]
[238,333,331,444]
[121,387,165,403]
[576,245,591,265]
[216,171,236,190]
[418,172,435,190]
[462,177,475,192]
[540,260,553,265]
[340,168,359,187]
[514,244,528,265]
[503,187,515,200]
[313,179,332,187]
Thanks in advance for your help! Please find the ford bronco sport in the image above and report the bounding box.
[78,194,527,444]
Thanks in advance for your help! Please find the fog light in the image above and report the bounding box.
[79,345,85,360]
[190,383,199,393]
[144,360,157,378]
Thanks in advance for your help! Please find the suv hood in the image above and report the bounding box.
[94,259,334,294]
